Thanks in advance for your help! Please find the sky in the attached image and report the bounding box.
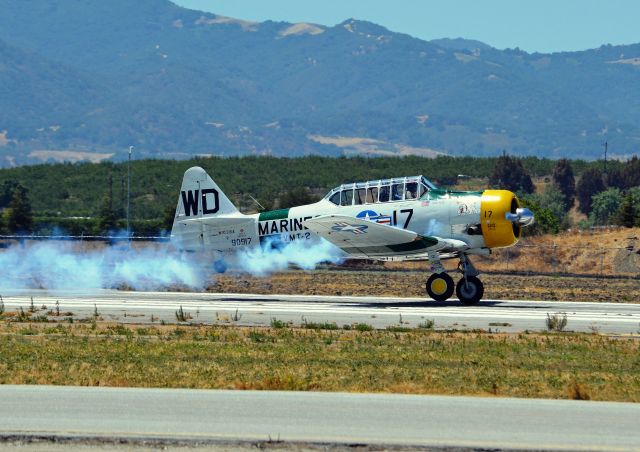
[173,0,640,53]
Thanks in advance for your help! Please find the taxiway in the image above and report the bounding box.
[1,385,639,450]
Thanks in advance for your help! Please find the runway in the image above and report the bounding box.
[2,289,640,333]
[1,385,639,450]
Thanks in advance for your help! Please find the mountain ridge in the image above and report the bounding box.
[0,0,638,166]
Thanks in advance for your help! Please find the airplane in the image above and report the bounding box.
[171,166,534,305]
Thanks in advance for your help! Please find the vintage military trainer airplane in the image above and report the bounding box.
[171,166,534,305]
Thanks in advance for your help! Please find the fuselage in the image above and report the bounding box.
[170,167,534,304]
[173,173,524,261]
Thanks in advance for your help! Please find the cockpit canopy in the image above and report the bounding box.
[325,176,437,206]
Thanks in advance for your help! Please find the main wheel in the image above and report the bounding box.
[456,276,484,305]
[426,272,455,301]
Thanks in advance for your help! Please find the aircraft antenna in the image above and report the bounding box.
[248,194,265,211]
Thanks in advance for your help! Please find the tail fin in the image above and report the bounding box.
[173,166,239,222]
[171,167,241,250]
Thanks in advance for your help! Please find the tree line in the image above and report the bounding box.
[0,155,637,236]
[488,154,640,233]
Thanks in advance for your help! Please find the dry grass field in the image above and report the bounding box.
[0,322,638,401]
[484,227,640,276]
[381,227,640,275]
[1,229,638,402]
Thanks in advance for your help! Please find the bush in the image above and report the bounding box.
[175,306,191,322]
[418,319,435,329]
[355,323,374,332]
[270,318,287,329]
[589,188,623,226]
[519,197,562,235]
[546,313,568,332]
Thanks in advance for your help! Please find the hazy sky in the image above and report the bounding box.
[173,0,639,53]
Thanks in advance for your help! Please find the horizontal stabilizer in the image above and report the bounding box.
[176,216,252,226]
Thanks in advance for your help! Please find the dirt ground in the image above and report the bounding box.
[2,228,637,302]
[203,227,640,303]
[207,268,640,303]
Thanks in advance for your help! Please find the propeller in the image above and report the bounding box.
[505,208,535,227]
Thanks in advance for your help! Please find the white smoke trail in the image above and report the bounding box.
[0,241,204,291]
[234,237,344,276]
[0,236,344,291]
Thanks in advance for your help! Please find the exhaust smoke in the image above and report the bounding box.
[235,237,344,277]
[0,241,204,291]
[0,237,344,291]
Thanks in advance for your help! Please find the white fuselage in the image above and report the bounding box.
[176,194,486,261]
[170,167,526,262]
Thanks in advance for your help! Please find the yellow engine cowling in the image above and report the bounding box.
[480,190,522,249]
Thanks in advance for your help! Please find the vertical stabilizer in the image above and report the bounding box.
[174,166,238,220]
[171,167,241,250]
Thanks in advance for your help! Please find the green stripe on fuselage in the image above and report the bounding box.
[259,208,294,245]
[258,208,290,221]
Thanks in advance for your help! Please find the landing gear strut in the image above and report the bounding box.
[425,253,485,304]
[456,255,484,305]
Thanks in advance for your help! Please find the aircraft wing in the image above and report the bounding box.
[304,215,469,259]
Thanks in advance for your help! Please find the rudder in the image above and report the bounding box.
[171,167,241,250]
[174,166,238,221]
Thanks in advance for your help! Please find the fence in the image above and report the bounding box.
[0,234,169,243]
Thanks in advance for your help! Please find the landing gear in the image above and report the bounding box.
[456,275,484,305]
[424,253,485,304]
[426,273,455,301]
[456,254,484,305]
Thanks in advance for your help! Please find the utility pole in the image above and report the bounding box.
[603,141,608,177]
[127,146,133,237]
[108,174,113,211]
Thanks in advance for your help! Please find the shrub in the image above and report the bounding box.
[546,312,568,332]
[175,305,191,322]
[270,318,287,329]
[418,319,435,330]
[355,323,373,332]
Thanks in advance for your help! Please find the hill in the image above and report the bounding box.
[0,0,639,165]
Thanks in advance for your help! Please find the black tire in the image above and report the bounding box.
[456,276,484,305]
[426,272,455,301]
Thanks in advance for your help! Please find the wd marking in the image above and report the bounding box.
[181,189,219,217]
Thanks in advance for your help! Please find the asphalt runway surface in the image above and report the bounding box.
[1,385,639,450]
[2,290,640,333]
